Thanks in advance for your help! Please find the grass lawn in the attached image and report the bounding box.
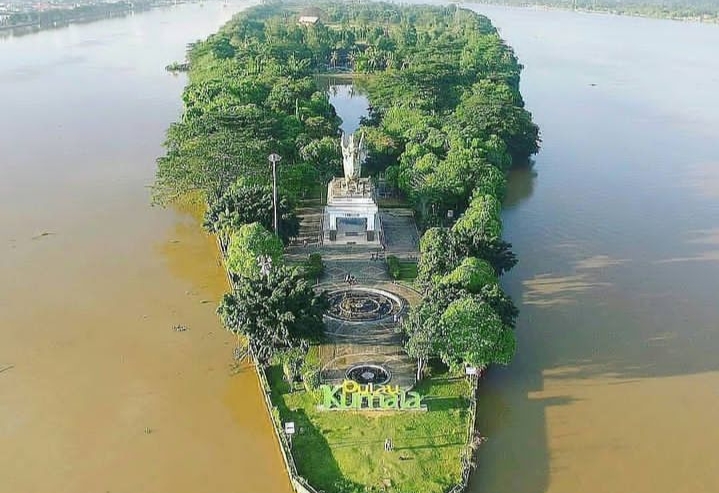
[396,261,418,282]
[267,365,473,493]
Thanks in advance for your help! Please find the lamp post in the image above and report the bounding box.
[268,153,282,236]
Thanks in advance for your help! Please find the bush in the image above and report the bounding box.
[303,252,324,280]
[386,255,401,279]
[226,222,283,278]
[271,405,282,428]
[301,354,321,392]
[279,347,306,385]
[302,367,321,392]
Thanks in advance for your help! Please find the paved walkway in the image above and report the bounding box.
[318,280,421,389]
[290,202,422,389]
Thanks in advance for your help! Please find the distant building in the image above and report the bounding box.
[298,15,319,25]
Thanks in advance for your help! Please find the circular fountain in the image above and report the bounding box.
[346,364,392,385]
[326,288,405,322]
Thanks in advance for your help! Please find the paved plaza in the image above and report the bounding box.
[287,203,422,389]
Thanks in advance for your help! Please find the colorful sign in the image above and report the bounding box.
[320,380,425,411]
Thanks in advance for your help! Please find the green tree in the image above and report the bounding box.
[417,227,456,288]
[438,298,516,370]
[402,283,466,379]
[452,193,502,242]
[440,257,497,292]
[226,223,283,278]
[454,236,518,276]
[402,303,437,381]
[278,347,307,384]
[298,136,342,185]
[203,182,299,244]
[479,283,519,329]
[217,265,328,363]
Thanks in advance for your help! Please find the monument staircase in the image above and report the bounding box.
[293,197,323,246]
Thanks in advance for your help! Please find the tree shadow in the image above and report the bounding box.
[267,367,363,493]
[471,166,719,493]
[423,395,469,412]
[503,161,537,209]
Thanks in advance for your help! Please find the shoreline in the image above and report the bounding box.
[0,0,201,37]
[465,1,719,25]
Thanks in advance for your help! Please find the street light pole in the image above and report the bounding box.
[268,153,282,236]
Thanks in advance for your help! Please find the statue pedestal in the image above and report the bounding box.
[323,177,380,245]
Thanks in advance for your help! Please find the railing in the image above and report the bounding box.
[254,362,321,493]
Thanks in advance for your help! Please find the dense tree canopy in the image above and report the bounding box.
[469,0,719,22]
[218,265,328,363]
[154,1,536,378]
[452,193,503,242]
[203,181,299,244]
[440,257,497,293]
[155,1,539,216]
[439,298,516,370]
[417,227,456,287]
[226,223,284,278]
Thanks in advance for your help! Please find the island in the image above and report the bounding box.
[155,2,540,492]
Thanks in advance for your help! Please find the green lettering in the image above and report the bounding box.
[321,385,343,409]
[379,393,399,409]
[403,391,423,409]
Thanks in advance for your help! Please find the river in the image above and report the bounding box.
[0,3,292,493]
[464,5,719,493]
[2,3,718,493]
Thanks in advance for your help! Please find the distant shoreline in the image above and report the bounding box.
[0,0,202,37]
[464,1,719,25]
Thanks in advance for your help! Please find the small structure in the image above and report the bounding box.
[324,132,380,244]
[298,15,319,25]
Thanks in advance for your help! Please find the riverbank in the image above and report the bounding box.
[0,0,200,37]
[464,0,719,24]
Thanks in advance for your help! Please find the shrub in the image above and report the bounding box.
[226,222,283,278]
[386,254,401,279]
[303,252,324,280]
[302,367,321,392]
[279,347,306,385]
[301,355,321,392]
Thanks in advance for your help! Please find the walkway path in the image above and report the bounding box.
[290,203,422,389]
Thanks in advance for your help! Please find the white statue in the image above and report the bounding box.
[340,131,367,182]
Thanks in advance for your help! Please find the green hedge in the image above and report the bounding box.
[386,255,401,279]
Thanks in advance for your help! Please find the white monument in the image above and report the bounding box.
[341,132,367,181]
[323,132,380,244]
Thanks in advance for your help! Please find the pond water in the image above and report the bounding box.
[322,77,370,134]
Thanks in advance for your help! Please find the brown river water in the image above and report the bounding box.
[2,2,719,493]
[467,5,719,493]
[0,3,291,492]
